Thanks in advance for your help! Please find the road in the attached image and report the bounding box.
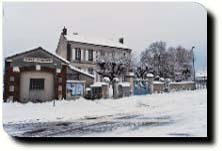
[4,113,176,137]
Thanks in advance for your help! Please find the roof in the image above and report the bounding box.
[146,73,154,78]
[5,47,70,64]
[118,82,130,87]
[65,34,131,50]
[170,81,195,84]
[68,65,95,79]
[90,82,108,87]
[153,81,164,84]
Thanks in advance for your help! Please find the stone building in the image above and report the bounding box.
[56,27,132,82]
[4,47,94,102]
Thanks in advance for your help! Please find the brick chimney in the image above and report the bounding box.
[62,26,67,36]
[119,38,124,44]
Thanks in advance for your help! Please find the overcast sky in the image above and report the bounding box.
[3,2,207,71]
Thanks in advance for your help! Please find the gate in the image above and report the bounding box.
[133,80,149,95]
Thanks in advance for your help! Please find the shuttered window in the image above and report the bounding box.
[75,48,81,61]
[88,49,93,61]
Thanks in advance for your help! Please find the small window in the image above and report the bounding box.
[10,76,14,82]
[88,49,93,61]
[9,85,14,92]
[29,79,44,90]
[75,48,81,61]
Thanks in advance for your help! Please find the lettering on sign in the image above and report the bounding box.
[24,57,53,63]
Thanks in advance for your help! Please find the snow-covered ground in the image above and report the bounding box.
[3,89,207,137]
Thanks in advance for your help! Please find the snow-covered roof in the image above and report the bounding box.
[160,78,165,82]
[68,65,95,79]
[170,81,195,84]
[113,77,119,82]
[153,81,164,84]
[65,34,130,50]
[118,82,130,87]
[90,82,108,87]
[5,47,70,64]
[128,72,135,76]
[103,77,110,82]
[86,88,91,91]
[146,73,154,78]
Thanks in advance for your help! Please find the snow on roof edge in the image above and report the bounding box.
[5,46,70,64]
[68,65,95,79]
[65,35,131,50]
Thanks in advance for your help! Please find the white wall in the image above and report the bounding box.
[20,71,54,102]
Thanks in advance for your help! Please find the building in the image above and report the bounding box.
[4,47,94,102]
[56,27,132,82]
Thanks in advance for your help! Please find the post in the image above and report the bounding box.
[192,46,195,81]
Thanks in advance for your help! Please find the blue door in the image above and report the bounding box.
[133,80,149,95]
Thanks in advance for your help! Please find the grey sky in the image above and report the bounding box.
[3,2,207,70]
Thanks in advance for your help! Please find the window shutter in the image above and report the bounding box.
[81,49,84,61]
[86,50,89,61]
[93,50,96,61]
[72,48,75,60]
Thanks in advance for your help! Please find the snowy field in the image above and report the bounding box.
[3,89,207,137]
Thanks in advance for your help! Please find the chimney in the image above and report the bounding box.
[119,38,124,44]
[62,26,67,36]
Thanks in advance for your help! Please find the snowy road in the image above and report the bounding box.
[3,89,207,137]
[4,114,174,137]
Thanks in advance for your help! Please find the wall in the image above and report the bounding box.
[153,82,164,93]
[20,71,54,102]
[169,82,195,92]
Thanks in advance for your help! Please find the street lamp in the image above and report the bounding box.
[191,46,195,81]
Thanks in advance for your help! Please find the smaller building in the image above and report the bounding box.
[90,82,109,100]
[4,47,94,102]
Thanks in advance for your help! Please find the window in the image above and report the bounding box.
[72,48,75,60]
[88,68,94,75]
[100,51,105,57]
[29,79,44,90]
[9,85,14,92]
[10,76,14,82]
[75,48,81,61]
[88,49,93,61]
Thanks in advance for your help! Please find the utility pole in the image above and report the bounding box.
[191,46,195,81]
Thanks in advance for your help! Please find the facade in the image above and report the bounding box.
[4,47,94,102]
[56,27,132,82]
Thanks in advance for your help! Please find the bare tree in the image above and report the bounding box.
[139,42,193,81]
[96,51,131,82]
